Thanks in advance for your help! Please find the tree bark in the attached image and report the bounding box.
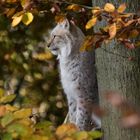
[92,0,140,140]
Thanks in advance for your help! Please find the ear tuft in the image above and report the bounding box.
[59,19,70,30]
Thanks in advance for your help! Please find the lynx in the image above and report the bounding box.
[48,19,101,131]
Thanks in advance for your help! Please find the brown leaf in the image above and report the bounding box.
[105,91,124,107]
[117,3,126,13]
[55,14,66,23]
[104,3,115,13]
[109,23,117,39]
[121,113,140,128]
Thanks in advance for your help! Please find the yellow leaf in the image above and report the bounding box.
[12,11,24,19]
[85,17,97,30]
[117,3,126,13]
[67,4,81,11]
[104,3,115,13]
[56,123,77,139]
[92,7,101,15]
[33,52,53,60]
[11,15,23,27]
[0,94,16,103]
[5,104,19,112]
[17,118,33,126]
[109,23,117,39]
[13,108,32,119]
[22,12,34,25]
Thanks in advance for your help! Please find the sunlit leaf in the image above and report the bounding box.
[1,112,15,127]
[92,7,101,15]
[13,108,32,119]
[56,123,77,139]
[117,3,126,13]
[33,52,53,60]
[22,12,34,25]
[11,15,23,27]
[104,3,115,13]
[0,94,16,104]
[85,17,97,30]
[109,23,117,39]
[67,4,81,11]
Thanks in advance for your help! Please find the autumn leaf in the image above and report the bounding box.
[6,8,16,17]
[80,36,95,51]
[104,3,115,13]
[109,23,117,39]
[56,123,77,139]
[117,3,127,13]
[13,108,32,119]
[22,12,34,25]
[67,4,81,11]
[33,52,53,60]
[1,112,15,127]
[11,15,23,27]
[85,17,97,30]
[0,94,16,104]
[92,7,101,15]
[55,14,66,23]
[0,106,6,117]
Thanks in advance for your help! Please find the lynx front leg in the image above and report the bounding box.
[76,97,101,131]
[67,97,77,124]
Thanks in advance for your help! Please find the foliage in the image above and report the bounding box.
[0,93,103,140]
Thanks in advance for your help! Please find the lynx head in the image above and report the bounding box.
[48,19,85,58]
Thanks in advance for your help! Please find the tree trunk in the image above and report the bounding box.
[92,0,140,140]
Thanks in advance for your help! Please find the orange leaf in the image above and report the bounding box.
[109,23,117,39]
[104,3,115,13]
[117,3,126,13]
[0,106,6,117]
[55,14,66,23]
[85,17,97,30]
[92,7,101,15]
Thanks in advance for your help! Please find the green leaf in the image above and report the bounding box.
[7,123,32,137]
[22,12,34,25]
[88,130,103,139]
[0,94,16,104]
[1,113,15,127]
[2,133,12,140]
[0,88,5,98]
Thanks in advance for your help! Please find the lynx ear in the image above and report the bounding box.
[59,19,70,30]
